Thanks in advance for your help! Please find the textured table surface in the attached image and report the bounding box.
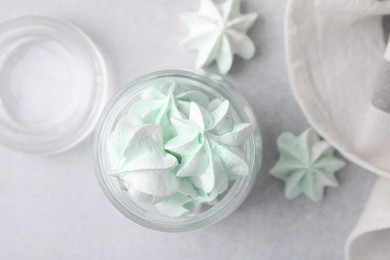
[0,1,376,259]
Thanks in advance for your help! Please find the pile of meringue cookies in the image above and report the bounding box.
[107,83,253,217]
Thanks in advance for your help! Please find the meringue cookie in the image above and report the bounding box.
[155,190,220,217]
[165,100,252,193]
[130,82,209,141]
[181,0,258,74]
[155,178,222,217]
[108,115,179,204]
[270,129,346,202]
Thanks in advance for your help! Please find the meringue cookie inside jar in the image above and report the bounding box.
[94,70,261,231]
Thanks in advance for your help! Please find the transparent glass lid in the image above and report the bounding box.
[0,16,108,154]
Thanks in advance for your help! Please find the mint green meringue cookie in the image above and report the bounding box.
[180,0,258,74]
[108,115,179,204]
[270,128,346,202]
[130,82,209,141]
[155,178,222,217]
[165,101,251,193]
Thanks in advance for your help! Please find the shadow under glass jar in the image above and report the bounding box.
[93,70,262,232]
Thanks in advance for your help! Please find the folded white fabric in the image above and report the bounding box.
[285,0,390,259]
[346,177,390,260]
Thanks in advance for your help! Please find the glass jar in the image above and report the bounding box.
[0,16,108,154]
[93,70,262,232]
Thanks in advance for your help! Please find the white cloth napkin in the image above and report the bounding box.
[285,0,390,258]
[346,177,390,260]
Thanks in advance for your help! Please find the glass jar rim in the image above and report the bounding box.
[93,70,260,232]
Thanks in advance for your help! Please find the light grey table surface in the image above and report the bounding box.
[0,0,377,259]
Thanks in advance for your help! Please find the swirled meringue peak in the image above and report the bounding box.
[107,82,253,217]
